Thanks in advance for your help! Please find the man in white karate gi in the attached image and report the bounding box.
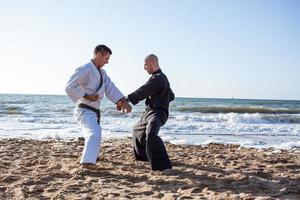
[65,44,131,169]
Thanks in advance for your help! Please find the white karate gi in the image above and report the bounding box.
[65,61,124,164]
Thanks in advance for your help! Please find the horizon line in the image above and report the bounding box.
[0,92,299,101]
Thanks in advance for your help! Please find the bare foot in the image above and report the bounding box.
[81,163,96,169]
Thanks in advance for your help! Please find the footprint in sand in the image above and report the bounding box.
[65,184,84,193]
[1,175,20,183]
[48,163,62,170]
[50,172,72,179]
[44,187,59,193]
[0,186,7,193]
[20,178,36,186]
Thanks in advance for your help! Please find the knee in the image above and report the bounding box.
[85,129,101,141]
[133,123,146,137]
[146,120,161,136]
[147,117,161,129]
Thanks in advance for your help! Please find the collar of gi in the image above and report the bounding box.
[152,69,162,75]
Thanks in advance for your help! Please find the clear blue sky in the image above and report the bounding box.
[0,0,299,100]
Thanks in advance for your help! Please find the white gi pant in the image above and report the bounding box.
[74,107,102,164]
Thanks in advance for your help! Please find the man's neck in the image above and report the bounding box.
[91,59,100,68]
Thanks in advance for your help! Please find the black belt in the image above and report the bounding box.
[78,103,100,124]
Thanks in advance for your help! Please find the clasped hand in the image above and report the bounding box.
[83,94,99,101]
[116,99,132,113]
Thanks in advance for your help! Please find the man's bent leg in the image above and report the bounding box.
[132,116,148,161]
[146,116,172,171]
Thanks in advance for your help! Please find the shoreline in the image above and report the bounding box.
[0,137,299,199]
[1,134,300,151]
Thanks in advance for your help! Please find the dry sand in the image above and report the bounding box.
[0,137,299,200]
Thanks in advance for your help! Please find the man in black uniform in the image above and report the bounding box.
[117,54,174,171]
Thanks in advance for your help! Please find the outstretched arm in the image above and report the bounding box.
[127,75,163,105]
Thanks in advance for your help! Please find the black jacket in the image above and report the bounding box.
[127,69,174,117]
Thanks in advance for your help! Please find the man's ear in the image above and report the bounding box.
[149,62,155,70]
[95,52,102,58]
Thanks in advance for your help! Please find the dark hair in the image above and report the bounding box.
[94,44,112,55]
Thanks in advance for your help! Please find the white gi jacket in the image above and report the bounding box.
[65,61,124,109]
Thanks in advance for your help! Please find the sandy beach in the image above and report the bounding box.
[0,138,299,200]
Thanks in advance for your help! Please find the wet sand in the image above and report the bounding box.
[0,137,299,200]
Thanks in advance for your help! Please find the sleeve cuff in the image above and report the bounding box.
[127,93,139,105]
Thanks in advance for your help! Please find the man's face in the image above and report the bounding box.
[95,52,110,67]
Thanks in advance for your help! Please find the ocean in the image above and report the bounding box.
[1,94,300,149]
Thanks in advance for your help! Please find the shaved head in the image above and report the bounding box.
[145,54,159,65]
[144,54,160,74]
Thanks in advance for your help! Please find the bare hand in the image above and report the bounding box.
[116,102,122,111]
[122,101,132,113]
[116,99,132,113]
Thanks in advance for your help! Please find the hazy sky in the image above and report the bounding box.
[0,0,299,100]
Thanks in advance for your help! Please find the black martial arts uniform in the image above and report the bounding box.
[127,69,175,171]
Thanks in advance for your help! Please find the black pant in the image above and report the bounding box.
[132,110,172,171]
